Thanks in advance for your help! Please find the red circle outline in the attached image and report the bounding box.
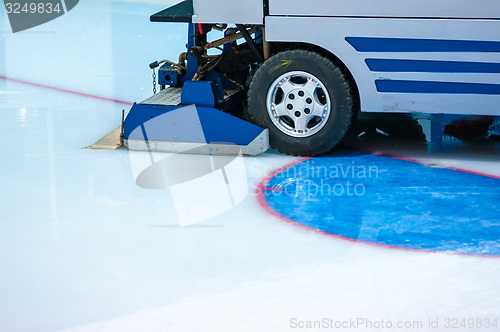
[256,154,500,258]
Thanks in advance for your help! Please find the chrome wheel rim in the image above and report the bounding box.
[266,71,331,138]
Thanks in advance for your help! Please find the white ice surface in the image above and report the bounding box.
[1,1,500,332]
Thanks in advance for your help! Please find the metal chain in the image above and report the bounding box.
[152,69,157,94]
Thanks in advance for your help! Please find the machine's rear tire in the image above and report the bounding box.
[247,49,358,156]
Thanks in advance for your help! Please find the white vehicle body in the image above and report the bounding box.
[193,0,500,115]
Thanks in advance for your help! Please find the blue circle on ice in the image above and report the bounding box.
[263,151,500,256]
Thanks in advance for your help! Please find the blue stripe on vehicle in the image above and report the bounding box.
[375,80,500,94]
[366,59,500,73]
[346,37,500,52]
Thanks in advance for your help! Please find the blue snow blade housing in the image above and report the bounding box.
[124,104,266,147]
[123,82,269,156]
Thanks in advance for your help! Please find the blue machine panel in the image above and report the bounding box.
[181,79,224,107]
[158,65,178,86]
[124,104,264,146]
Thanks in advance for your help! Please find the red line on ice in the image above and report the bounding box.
[0,76,133,106]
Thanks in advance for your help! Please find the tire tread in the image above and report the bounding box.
[247,49,359,156]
